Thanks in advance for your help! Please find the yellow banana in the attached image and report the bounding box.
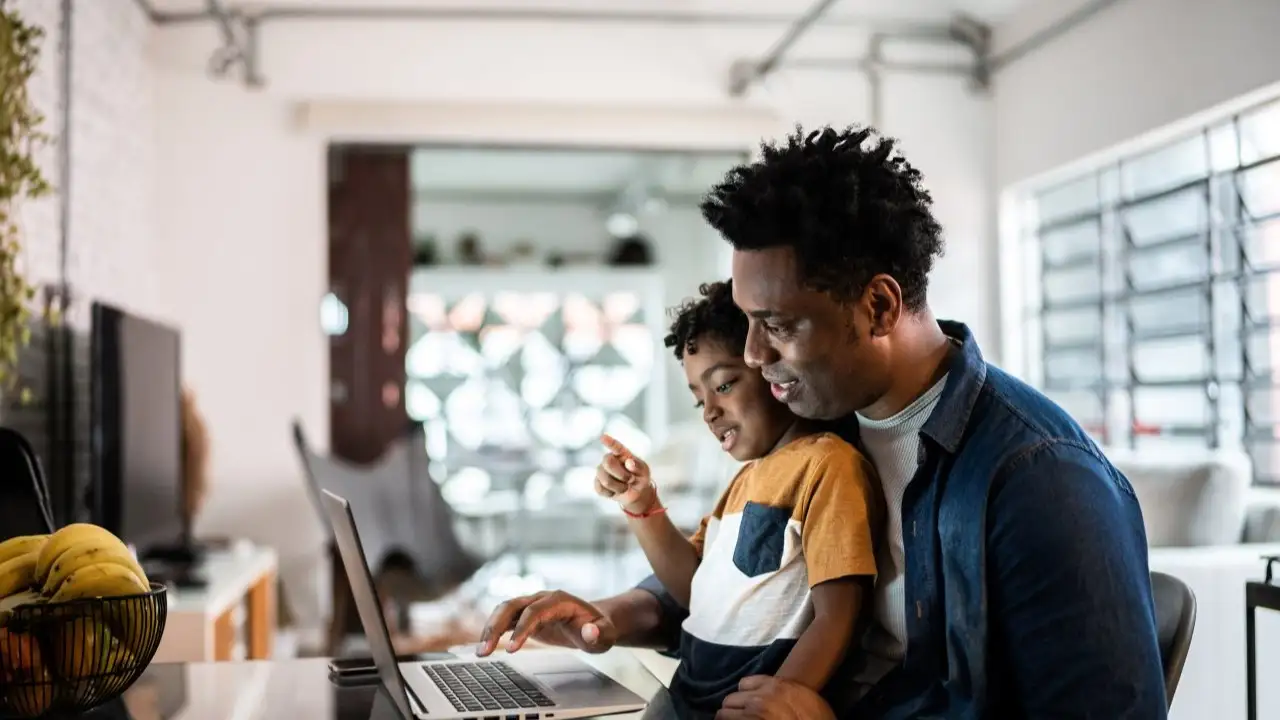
[0,535,47,567]
[0,589,45,626]
[0,551,39,599]
[49,562,148,604]
[35,524,125,582]
[42,541,148,597]
[53,616,138,680]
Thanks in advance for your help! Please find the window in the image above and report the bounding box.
[405,271,665,507]
[1020,95,1280,482]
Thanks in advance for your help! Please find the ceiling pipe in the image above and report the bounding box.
[206,0,238,47]
[785,57,971,76]
[140,4,935,29]
[727,0,843,97]
[132,0,159,23]
[132,1,971,92]
[865,35,885,130]
[948,14,992,90]
[990,0,1124,71]
[200,0,264,87]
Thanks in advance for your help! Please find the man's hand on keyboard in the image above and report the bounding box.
[477,590,618,656]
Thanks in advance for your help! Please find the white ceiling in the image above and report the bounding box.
[145,0,1026,25]
[157,0,1029,198]
[407,147,745,199]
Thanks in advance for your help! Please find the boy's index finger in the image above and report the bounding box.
[600,433,630,458]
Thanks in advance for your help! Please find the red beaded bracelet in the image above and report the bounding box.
[623,504,667,519]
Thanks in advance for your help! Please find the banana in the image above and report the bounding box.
[35,523,126,583]
[0,552,38,599]
[52,616,138,680]
[48,562,148,604]
[0,589,44,626]
[0,535,47,567]
[41,540,148,598]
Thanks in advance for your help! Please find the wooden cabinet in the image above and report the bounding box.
[153,545,279,663]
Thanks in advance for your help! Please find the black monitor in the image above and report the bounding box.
[90,301,189,564]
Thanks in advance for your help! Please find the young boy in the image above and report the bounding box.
[595,280,882,718]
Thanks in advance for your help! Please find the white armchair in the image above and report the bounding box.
[1100,446,1280,718]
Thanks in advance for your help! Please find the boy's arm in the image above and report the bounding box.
[628,476,730,609]
[776,442,881,691]
[775,578,864,689]
[626,505,703,609]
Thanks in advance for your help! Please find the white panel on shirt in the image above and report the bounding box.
[683,513,814,648]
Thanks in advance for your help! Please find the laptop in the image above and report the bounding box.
[320,489,649,720]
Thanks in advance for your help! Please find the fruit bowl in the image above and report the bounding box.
[0,584,167,718]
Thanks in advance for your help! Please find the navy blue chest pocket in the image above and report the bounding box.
[732,501,792,578]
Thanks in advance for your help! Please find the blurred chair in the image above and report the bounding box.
[291,420,496,655]
[1152,570,1196,707]
[0,426,56,539]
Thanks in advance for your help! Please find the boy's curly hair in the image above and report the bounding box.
[664,280,748,361]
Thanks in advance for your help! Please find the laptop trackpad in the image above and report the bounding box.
[536,670,612,693]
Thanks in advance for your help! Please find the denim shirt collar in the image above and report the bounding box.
[919,320,987,454]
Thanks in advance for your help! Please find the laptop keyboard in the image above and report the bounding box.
[425,661,556,713]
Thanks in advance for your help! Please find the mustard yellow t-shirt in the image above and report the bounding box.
[671,431,881,712]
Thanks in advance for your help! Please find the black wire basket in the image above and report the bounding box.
[0,583,167,719]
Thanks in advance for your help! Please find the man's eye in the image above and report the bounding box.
[715,382,734,394]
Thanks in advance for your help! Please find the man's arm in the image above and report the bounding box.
[988,441,1167,717]
[630,574,688,652]
[595,585,675,649]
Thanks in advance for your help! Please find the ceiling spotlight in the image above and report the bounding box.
[606,212,640,238]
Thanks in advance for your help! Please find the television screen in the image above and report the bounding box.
[91,301,184,559]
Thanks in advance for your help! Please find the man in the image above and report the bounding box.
[478,126,1167,718]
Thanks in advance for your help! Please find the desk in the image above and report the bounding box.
[1247,560,1280,720]
[63,650,672,720]
[154,545,279,663]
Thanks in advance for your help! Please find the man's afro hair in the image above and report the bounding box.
[700,124,943,310]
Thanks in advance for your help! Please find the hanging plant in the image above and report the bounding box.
[0,0,50,391]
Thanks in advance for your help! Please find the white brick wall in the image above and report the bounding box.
[14,0,157,325]
[13,0,61,290]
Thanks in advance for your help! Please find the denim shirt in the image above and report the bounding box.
[637,321,1167,719]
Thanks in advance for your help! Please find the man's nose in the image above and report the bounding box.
[743,323,775,369]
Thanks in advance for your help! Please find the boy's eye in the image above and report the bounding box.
[715,381,734,394]
[693,400,704,409]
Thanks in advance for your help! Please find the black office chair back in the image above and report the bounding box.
[1152,570,1196,707]
[0,426,56,538]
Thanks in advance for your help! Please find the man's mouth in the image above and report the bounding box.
[770,380,798,401]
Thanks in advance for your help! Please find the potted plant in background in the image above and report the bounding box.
[0,0,50,395]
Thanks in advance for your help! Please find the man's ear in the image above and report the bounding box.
[863,275,903,337]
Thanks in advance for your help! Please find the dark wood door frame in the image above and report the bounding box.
[327,145,412,465]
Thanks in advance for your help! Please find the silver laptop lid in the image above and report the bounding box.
[320,489,417,720]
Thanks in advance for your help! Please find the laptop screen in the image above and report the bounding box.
[321,489,420,719]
